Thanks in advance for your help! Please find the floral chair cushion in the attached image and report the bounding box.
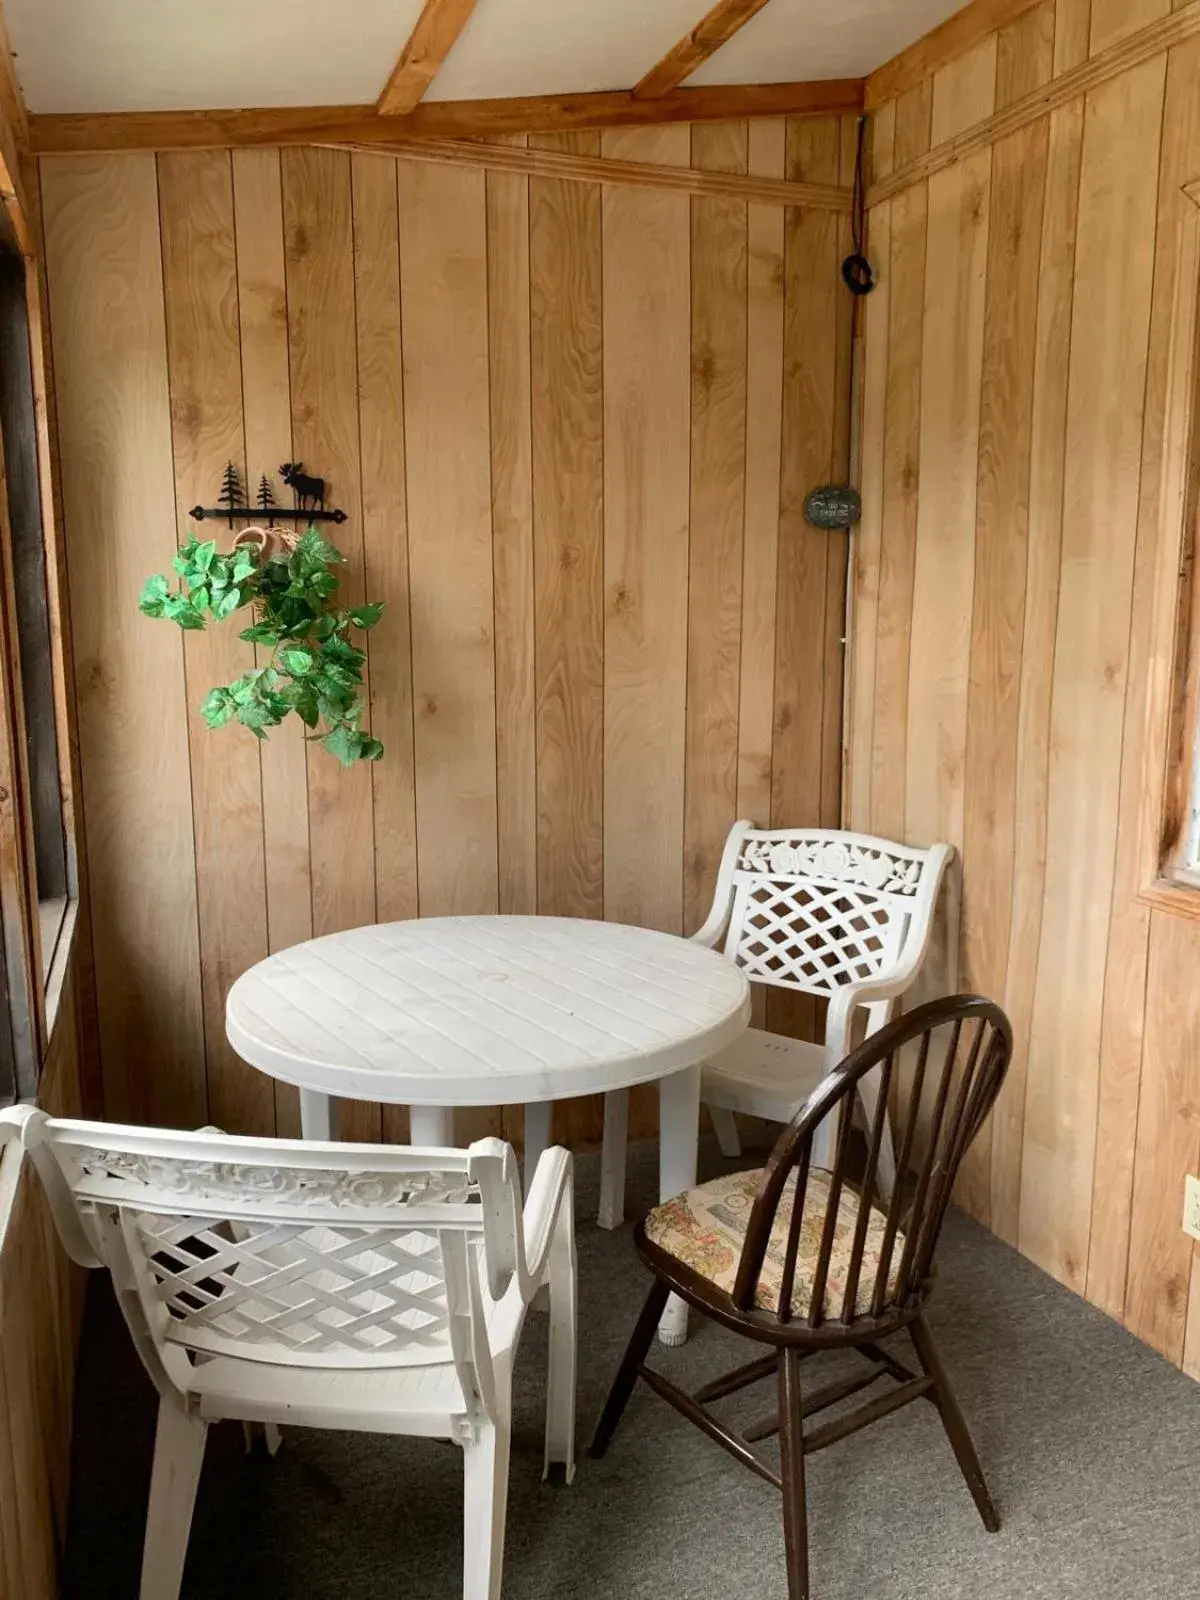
[643,1167,904,1321]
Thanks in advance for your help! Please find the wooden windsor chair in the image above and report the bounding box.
[591,993,1013,1600]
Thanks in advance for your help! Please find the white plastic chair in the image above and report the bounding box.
[2,1106,576,1600]
[598,823,952,1228]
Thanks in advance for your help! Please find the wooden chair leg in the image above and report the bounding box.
[778,1348,810,1600]
[908,1315,999,1532]
[590,1278,670,1458]
[141,1396,208,1600]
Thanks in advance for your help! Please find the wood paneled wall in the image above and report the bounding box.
[0,959,87,1598]
[851,0,1200,1378]
[38,119,855,1147]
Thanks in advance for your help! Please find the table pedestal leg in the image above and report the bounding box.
[523,1101,552,1193]
[658,1065,701,1347]
[299,1090,339,1142]
[410,1105,455,1147]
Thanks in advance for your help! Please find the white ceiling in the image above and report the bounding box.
[8,0,969,115]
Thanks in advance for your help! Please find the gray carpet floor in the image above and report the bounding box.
[64,1138,1200,1599]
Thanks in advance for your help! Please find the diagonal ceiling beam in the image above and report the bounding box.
[378,0,481,116]
[634,0,775,99]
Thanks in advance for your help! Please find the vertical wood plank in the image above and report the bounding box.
[685,121,747,934]
[1124,911,1200,1362]
[281,148,376,939]
[530,132,604,921]
[1054,0,1094,69]
[904,43,995,862]
[41,154,205,1127]
[847,103,893,835]
[992,93,1084,1244]
[957,30,1052,1220]
[871,83,931,841]
[602,125,691,935]
[1019,60,1165,1290]
[487,143,537,917]
[352,154,418,927]
[822,116,857,831]
[1089,0,1168,54]
[231,146,306,1138]
[996,0,1056,98]
[771,116,843,839]
[767,115,845,1044]
[283,146,379,1143]
[398,160,498,918]
[737,119,785,836]
[231,149,312,964]
[158,150,273,1137]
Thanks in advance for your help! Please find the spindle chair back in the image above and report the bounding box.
[591,995,1013,1600]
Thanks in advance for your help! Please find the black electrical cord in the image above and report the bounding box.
[841,116,874,298]
[804,118,873,531]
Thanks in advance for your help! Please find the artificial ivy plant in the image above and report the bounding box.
[140,525,385,767]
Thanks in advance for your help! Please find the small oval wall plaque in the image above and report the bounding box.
[804,485,862,530]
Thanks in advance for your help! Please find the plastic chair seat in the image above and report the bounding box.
[702,1030,828,1124]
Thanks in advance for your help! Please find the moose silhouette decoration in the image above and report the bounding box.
[280,462,326,512]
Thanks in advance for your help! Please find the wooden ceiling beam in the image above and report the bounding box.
[634,0,775,99]
[377,0,481,116]
[29,79,865,155]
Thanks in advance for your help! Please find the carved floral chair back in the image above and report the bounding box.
[694,824,953,1058]
[7,1109,531,1409]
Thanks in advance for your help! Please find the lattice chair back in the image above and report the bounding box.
[731,995,1012,1331]
[8,1111,532,1418]
[695,823,952,1051]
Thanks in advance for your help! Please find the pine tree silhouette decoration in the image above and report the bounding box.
[256,474,276,527]
[219,461,242,527]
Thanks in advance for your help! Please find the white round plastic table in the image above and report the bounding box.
[226,915,751,1344]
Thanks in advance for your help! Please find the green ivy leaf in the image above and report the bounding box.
[321,723,362,766]
[283,683,320,727]
[163,593,206,630]
[139,574,169,616]
[188,584,210,613]
[348,601,385,631]
[200,688,234,729]
[239,622,280,645]
[194,540,216,573]
[281,647,316,677]
[359,737,384,761]
[214,586,244,621]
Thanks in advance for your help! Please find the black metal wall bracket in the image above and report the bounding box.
[189,504,347,525]
[188,462,347,528]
